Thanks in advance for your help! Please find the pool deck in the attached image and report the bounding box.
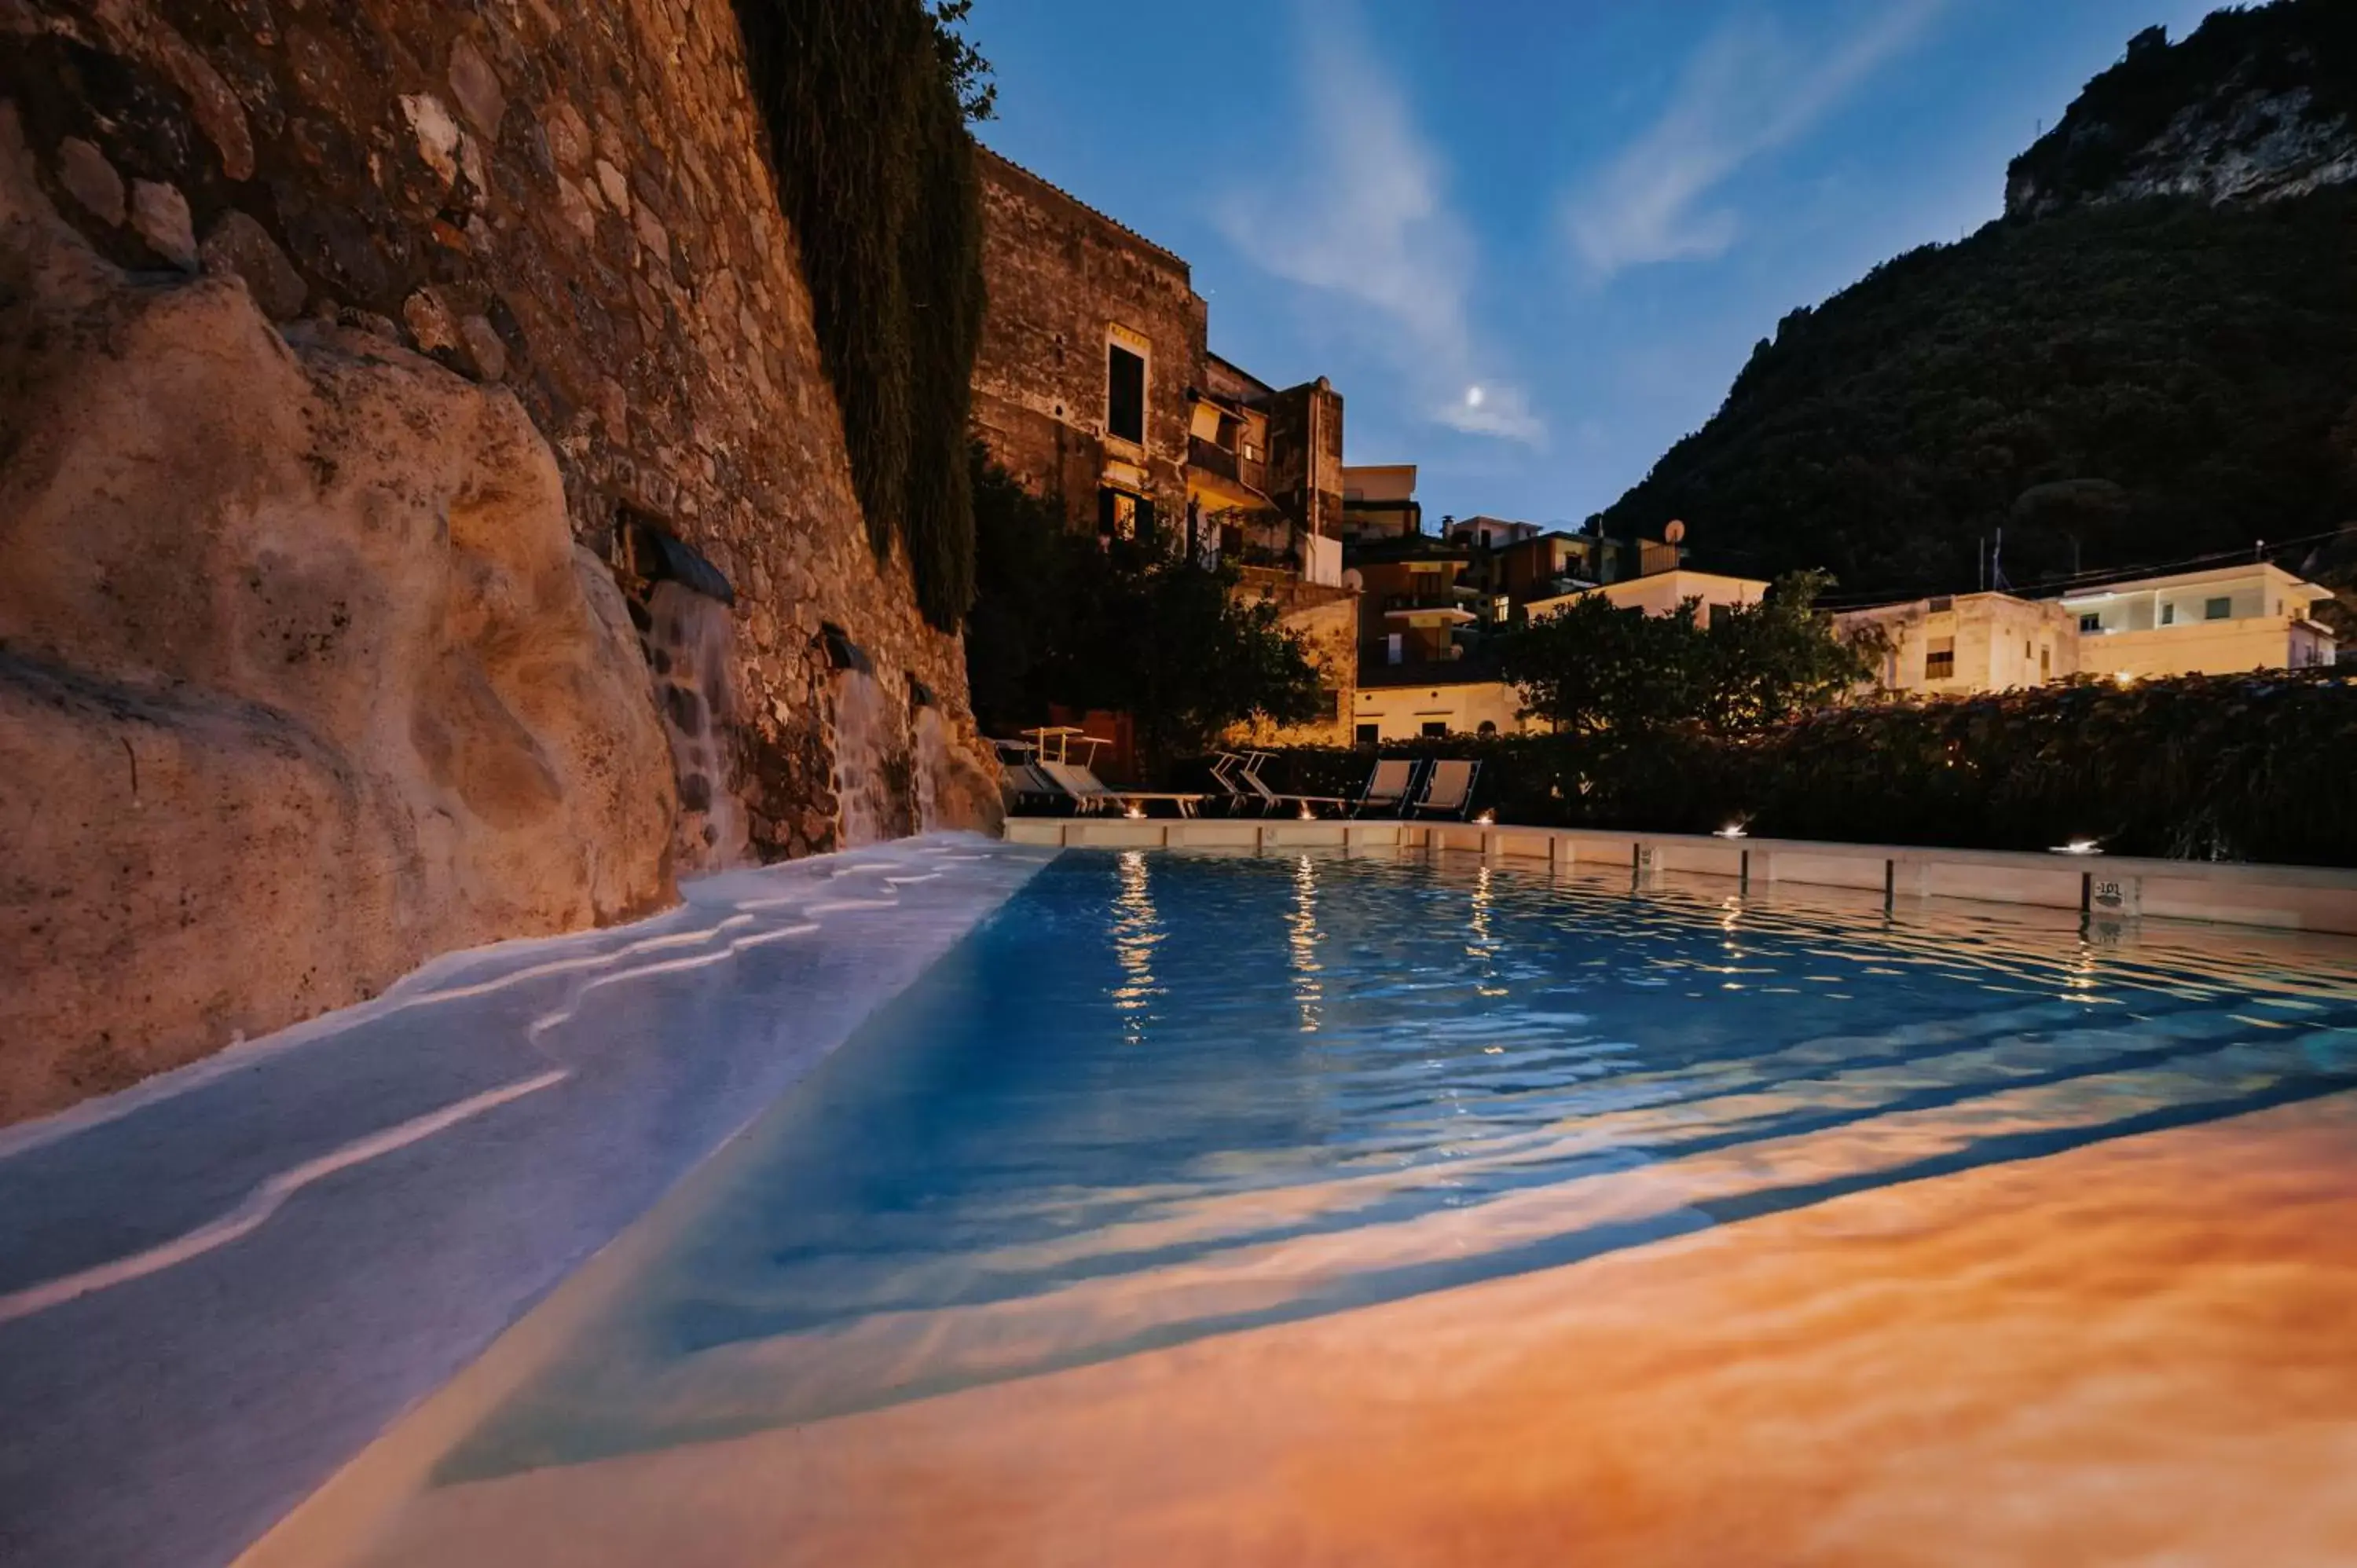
[1003,817,2357,936]
[0,834,1051,1568]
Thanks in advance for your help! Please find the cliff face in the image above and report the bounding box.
[0,0,1001,1123]
[2007,2,2357,218]
[0,104,678,1123]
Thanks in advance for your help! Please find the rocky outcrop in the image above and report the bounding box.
[0,0,1003,873]
[0,104,676,1124]
[2007,5,2357,218]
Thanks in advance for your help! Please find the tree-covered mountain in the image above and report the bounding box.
[1596,2,2357,603]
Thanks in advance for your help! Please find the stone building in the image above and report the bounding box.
[970,147,1358,742]
[970,147,1205,549]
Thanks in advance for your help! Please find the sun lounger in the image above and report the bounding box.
[1214,752,1351,818]
[1039,759,1204,818]
[1406,758,1481,820]
[1350,757,1423,818]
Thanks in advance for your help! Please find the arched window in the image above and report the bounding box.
[1476,720,1498,736]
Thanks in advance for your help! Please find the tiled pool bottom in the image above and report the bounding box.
[261,849,2357,1566]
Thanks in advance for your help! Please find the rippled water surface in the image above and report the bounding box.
[420,848,2357,1491]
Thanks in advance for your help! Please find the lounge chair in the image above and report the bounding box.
[1214,752,1351,818]
[1038,758,1204,818]
[1350,757,1423,818]
[1406,759,1481,820]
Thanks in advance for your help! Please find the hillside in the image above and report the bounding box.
[2008,0,2357,216]
[1596,3,2357,601]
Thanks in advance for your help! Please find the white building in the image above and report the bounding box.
[1835,592,2081,695]
[1525,569,1769,628]
[1352,678,1537,742]
[2062,562,2337,680]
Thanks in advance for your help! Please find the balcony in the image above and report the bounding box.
[1188,434,1238,483]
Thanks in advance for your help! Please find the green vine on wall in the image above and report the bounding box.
[734,0,987,629]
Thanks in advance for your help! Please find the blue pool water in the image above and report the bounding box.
[440,848,2357,1482]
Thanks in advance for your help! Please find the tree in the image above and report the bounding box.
[1494,573,1875,736]
[964,450,1324,770]
[1491,594,1706,737]
[1697,571,1882,732]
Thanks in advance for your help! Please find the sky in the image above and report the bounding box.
[970,0,2222,530]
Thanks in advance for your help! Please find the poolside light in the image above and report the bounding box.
[1299,803,1317,820]
[2113,672,2138,687]
[1124,804,1146,820]
[2051,837,2102,855]
[1473,809,1496,826]
[1714,822,1748,840]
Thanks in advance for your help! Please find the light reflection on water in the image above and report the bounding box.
[421,849,2357,1500]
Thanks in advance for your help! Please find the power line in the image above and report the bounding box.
[1806,524,2355,611]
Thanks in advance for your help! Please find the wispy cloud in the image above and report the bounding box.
[1567,1,1949,279]
[1215,7,1543,445]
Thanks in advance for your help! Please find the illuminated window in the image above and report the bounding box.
[1098,487,1153,543]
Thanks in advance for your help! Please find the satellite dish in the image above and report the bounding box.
[1663,519,1687,544]
[1340,567,1364,592]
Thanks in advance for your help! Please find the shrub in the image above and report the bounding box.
[735,0,986,628]
[1234,669,2357,866]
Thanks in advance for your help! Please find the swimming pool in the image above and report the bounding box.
[269,848,2357,1566]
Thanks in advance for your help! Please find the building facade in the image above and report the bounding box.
[1352,677,1538,743]
[1835,592,2082,695]
[1340,464,1421,543]
[1527,569,1769,628]
[2062,563,2337,680]
[971,150,1360,743]
[970,148,1206,551]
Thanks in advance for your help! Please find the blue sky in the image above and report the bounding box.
[970,0,2220,529]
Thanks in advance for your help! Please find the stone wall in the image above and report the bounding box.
[0,103,678,1123]
[1,0,997,869]
[970,147,1206,540]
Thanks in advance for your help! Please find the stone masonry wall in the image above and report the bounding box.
[970,147,1205,540]
[1,0,995,865]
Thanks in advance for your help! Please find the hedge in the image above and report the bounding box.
[1227,669,2357,867]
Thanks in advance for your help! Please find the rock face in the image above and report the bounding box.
[0,0,1001,874]
[0,0,1008,1121]
[0,105,676,1124]
[2007,5,2357,218]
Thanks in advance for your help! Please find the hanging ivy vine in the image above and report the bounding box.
[733,0,988,629]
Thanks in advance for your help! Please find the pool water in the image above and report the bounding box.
[290,849,2357,1566]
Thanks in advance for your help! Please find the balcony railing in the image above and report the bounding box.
[1188,435,1239,483]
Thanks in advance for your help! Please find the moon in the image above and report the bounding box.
[1464,385,1486,408]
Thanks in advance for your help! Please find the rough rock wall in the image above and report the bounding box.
[0,0,999,867]
[2006,8,2357,219]
[0,104,675,1123]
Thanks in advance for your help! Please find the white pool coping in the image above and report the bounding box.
[1003,818,2357,937]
